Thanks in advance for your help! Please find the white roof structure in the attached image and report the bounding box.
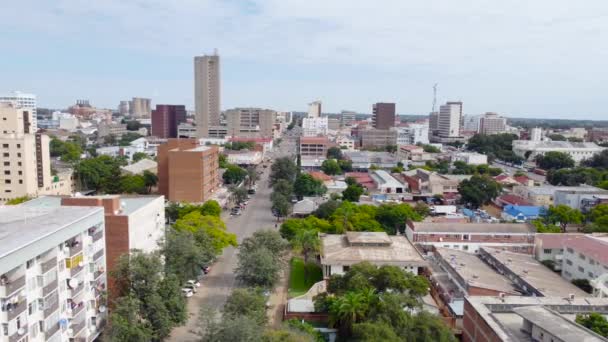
[371,170,404,189]
[120,159,158,175]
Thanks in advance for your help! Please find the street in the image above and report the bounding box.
[167,133,297,341]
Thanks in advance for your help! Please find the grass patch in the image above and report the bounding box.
[288,257,323,298]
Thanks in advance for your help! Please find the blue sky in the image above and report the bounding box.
[1,0,607,119]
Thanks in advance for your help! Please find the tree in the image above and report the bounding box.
[545,204,583,232]
[312,199,341,219]
[321,159,342,175]
[142,170,158,193]
[375,203,422,234]
[535,151,575,170]
[342,184,364,202]
[200,200,222,217]
[223,164,248,184]
[270,156,298,185]
[352,322,400,342]
[229,185,248,204]
[245,166,259,187]
[104,134,117,145]
[327,146,344,160]
[173,211,237,254]
[273,179,294,198]
[224,288,268,325]
[106,296,154,342]
[126,120,141,131]
[236,230,288,287]
[239,230,290,257]
[294,173,327,198]
[75,155,123,192]
[584,150,608,168]
[119,175,147,194]
[163,228,215,283]
[408,311,457,342]
[329,291,372,336]
[291,229,321,282]
[466,133,523,164]
[119,132,143,146]
[280,216,334,241]
[576,313,608,337]
[198,310,263,342]
[548,133,567,141]
[413,202,430,217]
[458,175,502,208]
[218,154,228,168]
[422,144,441,153]
[132,152,149,162]
[338,159,353,172]
[272,193,292,219]
[5,196,31,205]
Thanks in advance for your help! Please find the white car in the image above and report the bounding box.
[182,288,194,298]
[187,280,201,288]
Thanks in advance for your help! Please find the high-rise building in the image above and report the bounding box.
[0,91,37,133]
[463,114,482,132]
[0,102,52,202]
[479,112,507,135]
[194,54,221,138]
[438,101,463,138]
[308,101,322,118]
[129,97,151,118]
[157,139,220,203]
[151,104,187,138]
[372,103,396,130]
[530,127,543,142]
[340,110,356,127]
[118,101,129,115]
[0,204,108,341]
[225,108,277,138]
[428,112,439,136]
[396,124,429,145]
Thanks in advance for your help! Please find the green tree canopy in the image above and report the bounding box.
[584,150,608,168]
[466,133,523,164]
[544,204,583,232]
[458,175,502,208]
[173,211,237,253]
[321,159,342,175]
[294,173,327,198]
[576,313,608,337]
[342,183,364,202]
[223,164,248,184]
[327,146,344,160]
[224,288,268,325]
[270,156,298,185]
[535,151,575,170]
[132,152,149,162]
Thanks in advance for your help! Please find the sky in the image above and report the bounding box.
[1,1,607,119]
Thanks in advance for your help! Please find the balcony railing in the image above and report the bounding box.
[8,325,28,342]
[45,321,61,339]
[71,264,84,277]
[70,320,86,336]
[92,231,103,242]
[7,301,26,321]
[93,249,104,261]
[68,243,83,257]
[42,279,58,296]
[43,300,59,317]
[0,275,25,297]
[41,257,57,273]
[69,283,84,298]
[71,302,85,316]
[94,270,104,280]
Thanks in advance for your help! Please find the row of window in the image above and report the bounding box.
[2,143,22,148]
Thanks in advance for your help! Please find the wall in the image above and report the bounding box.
[462,300,502,342]
[127,197,165,254]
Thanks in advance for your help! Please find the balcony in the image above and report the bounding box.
[8,325,28,342]
[42,279,58,296]
[68,242,83,257]
[71,302,85,316]
[70,264,84,277]
[45,321,61,339]
[43,299,59,317]
[70,319,86,336]
[41,257,57,274]
[92,231,103,242]
[5,300,27,321]
[69,282,84,298]
[94,270,104,280]
[93,249,104,261]
[0,275,25,297]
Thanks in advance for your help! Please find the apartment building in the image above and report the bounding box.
[340,110,356,126]
[151,105,187,139]
[0,91,37,133]
[438,102,463,138]
[372,103,395,130]
[24,195,165,300]
[225,108,276,138]
[396,124,429,145]
[0,205,107,342]
[401,169,466,196]
[129,97,151,118]
[534,233,584,271]
[343,151,399,170]
[97,123,128,138]
[0,102,52,202]
[451,152,488,165]
[335,135,356,151]
[478,112,506,135]
[299,136,331,159]
[360,129,397,149]
[194,54,221,138]
[560,235,608,283]
[301,117,328,137]
[157,139,220,203]
[307,101,321,118]
[405,221,536,254]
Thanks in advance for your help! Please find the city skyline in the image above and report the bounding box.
[1,1,608,119]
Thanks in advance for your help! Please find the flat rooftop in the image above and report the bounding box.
[513,306,605,342]
[480,247,587,297]
[346,231,392,245]
[409,222,535,234]
[466,296,608,342]
[321,233,426,266]
[435,248,519,295]
[0,206,102,259]
[21,195,162,216]
[371,170,404,188]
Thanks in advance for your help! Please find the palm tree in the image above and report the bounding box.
[142,170,158,194]
[330,292,370,336]
[291,229,321,282]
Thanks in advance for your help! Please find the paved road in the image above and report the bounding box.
[167,135,296,341]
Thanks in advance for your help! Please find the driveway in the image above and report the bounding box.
[167,136,296,341]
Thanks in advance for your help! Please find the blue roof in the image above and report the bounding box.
[461,208,475,217]
[503,205,545,218]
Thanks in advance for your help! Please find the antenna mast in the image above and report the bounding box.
[432,83,438,113]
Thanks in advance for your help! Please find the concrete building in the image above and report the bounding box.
[462,296,608,342]
[452,152,488,165]
[513,185,608,207]
[118,100,129,115]
[560,235,608,284]
[462,114,482,132]
[371,170,405,194]
[157,139,220,203]
[401,169,465,195]
[478,112,506,135]
[335,135,356,150]
[129,97,151,118]
[501,205,544,222]
[396,124,429,145]
[307,101,321,118]
[97,123,128,138]
[24,195,165,301]
[405,222,536,254]
[512,140,605,164]
[225,150,263,165]
[534,233,585,271]
[177,122,197,139]
[320,232,426,277]
[343,151,399,170]
[302,117,328,137]
[194,54,221,138]
[151,105,187,139]
[0,91,37,133]
[360,129,397,149]
[438,102,463,138]
[340,110,356,126]
[554,187,608,212]
[225,108,276,138]
[428,112,439,137]
[0,205,107,342]
[0,102,52,202]
[299,136,331,159]
[372,103,395,130]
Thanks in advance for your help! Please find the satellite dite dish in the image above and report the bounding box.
[98,305,107,313]
[68,278,79,288]
[17,328,25,335]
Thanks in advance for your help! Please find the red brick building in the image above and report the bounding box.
[151,104,187,138]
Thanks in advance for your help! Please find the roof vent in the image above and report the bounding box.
[472,274,479,279]
[569,293,575,300]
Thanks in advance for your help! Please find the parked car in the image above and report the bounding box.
[184,283,197,293]
[230,207,242,215]
[187,280,201,288]
[182,288,194,297]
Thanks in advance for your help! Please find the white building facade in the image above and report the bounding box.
[438,102,463,138]
[302,117,329,137]
[396,124,429,145]
[0,91,37,133]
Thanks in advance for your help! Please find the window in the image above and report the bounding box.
[2,323,7,336]
[3,162,8,166]
[17,153,21,157]
[26,259,34,269]
[343,266,350,272]
[4,180,10,184]
[3,171,9,175]
[18,180,22,184]
[578,266,585,273]
[1,144,7,148]
[566,259,573,266]
[544,249,552,254]
[16,144,20,148]
[2,153,8,157]
[567,248,574,253]
[579,253,586,260]
[17,162,21,166]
